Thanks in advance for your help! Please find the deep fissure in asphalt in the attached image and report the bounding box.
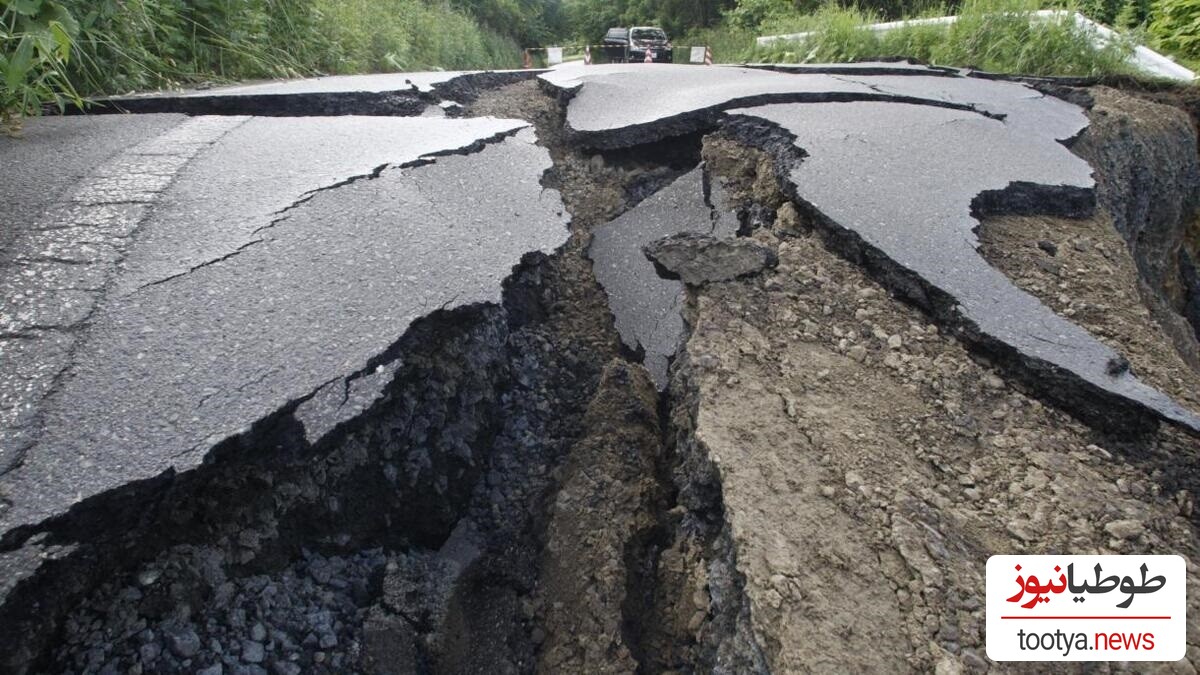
[0,78,761,675]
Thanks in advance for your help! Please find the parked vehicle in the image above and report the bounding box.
[602,27,630,62]
[602,26,673,63]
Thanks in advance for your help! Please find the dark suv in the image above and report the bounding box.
[602,26,673,63]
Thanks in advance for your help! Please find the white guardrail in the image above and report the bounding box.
[757,10,1196,82]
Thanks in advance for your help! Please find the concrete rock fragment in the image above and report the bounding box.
[643,232,778,286]
[166,626,201,658]
[1104,519,1145,540]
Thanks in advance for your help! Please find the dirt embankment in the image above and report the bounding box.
[1105,82,1200,348]
[980,88,1200,402]
[658,88,1200,673]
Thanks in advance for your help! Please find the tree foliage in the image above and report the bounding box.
[1149,0,1200,61]
[452,0,568,45]
[565,0,735,40]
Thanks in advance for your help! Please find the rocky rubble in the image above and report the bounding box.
[58,547,385,675]
[673,211,1200,672]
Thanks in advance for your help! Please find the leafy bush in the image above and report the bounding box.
[1075,0,1125,23]
[1,0,82,133]
[1113,0,1153,27]
[1149,0,1200,63]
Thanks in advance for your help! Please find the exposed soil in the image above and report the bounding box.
[673,170,1200,672]
[980,210,1200,403]
[1082,83,1200,346]
[534,360,662,673]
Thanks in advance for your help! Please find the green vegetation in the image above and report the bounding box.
[305,0,521,74]
[0,0,542,130]
[1,0,81,133]
[1075,0,1152,26]
[743,0,1138,77]
[679,23,760,60]
[563,0,734,41]
[1149,0,1200,66]
[60,0,530,94]
[725,0,951,23]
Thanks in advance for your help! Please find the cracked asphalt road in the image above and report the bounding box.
[0,117,568,538]
[0,115,188,260]
[112,116,528,294]
[2,68,1199,672]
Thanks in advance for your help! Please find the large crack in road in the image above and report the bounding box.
[2,66,1200,674]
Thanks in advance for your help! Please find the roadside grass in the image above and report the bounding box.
[741,0,1140,77]
[1148,0,1200,71]
[678,24,760,62]
[309,0,520,75]
[5,0,521,107]
[65,0,320,96]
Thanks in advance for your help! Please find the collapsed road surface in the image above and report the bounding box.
[2,62,1199,673]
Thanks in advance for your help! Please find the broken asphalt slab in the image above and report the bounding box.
[92,70,541,116]
[0,115,529,477]
[0,118,569,555]
[588,166,737,387]
[538,63,1026,148]
[727,100,1200,433]
[112,115,530,294]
